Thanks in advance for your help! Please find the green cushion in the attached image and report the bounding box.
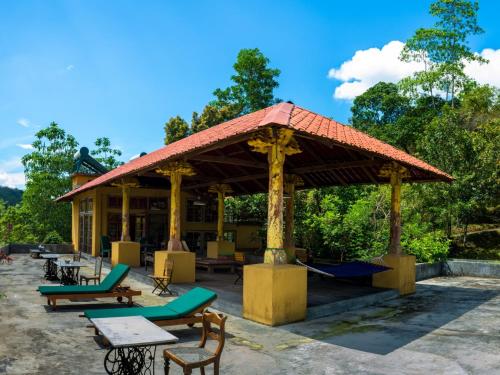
[99,264,130,291]
[38,263,130,296]
[38,284,108,295]
[85,305,179,320]
[164,287,217,315]
[84,287,217,321]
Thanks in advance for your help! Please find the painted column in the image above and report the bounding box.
[248,128,301,264]
[284,175,304,262]
[156,161,196,251]
[379,162,409,255]
[208,184,233,241]
[121,184,131,241]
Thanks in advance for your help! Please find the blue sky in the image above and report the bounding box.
[1,0,499,188]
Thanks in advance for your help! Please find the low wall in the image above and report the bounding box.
[416,259,500,280]
[416,262,443,281]
[444,259,500,278]
[2,243,74,255]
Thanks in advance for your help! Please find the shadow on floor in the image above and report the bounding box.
[281,283,499,355]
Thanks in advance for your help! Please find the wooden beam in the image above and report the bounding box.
[291,159,379,174]
[190,155,267,169]
[183,173,268,190]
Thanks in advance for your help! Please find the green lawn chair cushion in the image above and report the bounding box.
[84,287,217,321]
[38,264,130,295]
[164,287,217,315]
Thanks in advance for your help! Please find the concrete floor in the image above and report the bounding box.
[1,255,499,375]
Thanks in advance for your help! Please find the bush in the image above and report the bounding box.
[43,230,64,244]
[401,221,450,262]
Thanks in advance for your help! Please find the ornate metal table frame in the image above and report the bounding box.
[104,345,157,375]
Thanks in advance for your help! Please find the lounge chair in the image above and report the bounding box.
[38,263,141,310]
[84,287,217,329]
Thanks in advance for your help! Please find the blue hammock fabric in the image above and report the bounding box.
[297,260,391,278]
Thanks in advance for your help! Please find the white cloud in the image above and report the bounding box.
[328,41,500,100]
[66,64,75,71]
[16,143,34,150]
[0,171,25,189]
[465,48,500,88]
[0,157,25,189]
[17,118,30,127]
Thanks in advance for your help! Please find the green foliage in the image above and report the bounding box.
[21,122,78,242]
[91,137,122,170]
[0,203,40,244]
[163,48,281,142]
[164,116,190,145]
[0,186,23,206]
[212,48,281,115]
[400,0,485,101]
[42,230,64,244]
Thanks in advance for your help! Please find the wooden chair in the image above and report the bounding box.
[148,258,174,296]
[233,252,246,284]
[73,250,82,262]
[163,310,227,375]
[80,256,103,285]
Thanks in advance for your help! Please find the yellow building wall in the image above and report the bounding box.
[70,186,261,256]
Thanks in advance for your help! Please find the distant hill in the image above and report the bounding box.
[0,186,23,206]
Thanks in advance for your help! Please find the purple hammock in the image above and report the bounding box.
[296,259,391,278]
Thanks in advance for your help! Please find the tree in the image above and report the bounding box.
[164,116,190,145]
[400,0,485,102]
[212,48,281,115]
[91,137,122,170]
[21,122,78,241]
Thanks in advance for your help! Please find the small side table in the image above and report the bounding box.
[54,261,87,285]
[91,316,179,375]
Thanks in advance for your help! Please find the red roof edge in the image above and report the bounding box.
[258,102,293,127]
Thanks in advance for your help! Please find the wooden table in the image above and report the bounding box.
[91,316,178,375]
[196,258,237,273]
[54,260,86,285]
[40,254,63,280]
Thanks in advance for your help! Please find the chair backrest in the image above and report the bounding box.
[181,240,191,252]
[199,310,227,357]
[94,256,103,277]
[73,251,82,262]
[234,252,245,263]
[163,259,174,280]
[101,235,111,250]
[99,263,130,291]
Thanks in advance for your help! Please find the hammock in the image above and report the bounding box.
[296,259,391,278]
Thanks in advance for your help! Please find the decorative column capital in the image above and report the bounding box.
[208,183,233,195]
[247,128,301,156]
[156,161,196,177]
[111,177,140,188]
[378,162,410,180]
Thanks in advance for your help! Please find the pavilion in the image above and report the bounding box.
[58,102,452,326]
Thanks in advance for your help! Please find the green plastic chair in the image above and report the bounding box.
[101,235,111,258]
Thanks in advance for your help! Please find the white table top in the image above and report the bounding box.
[54,261,87,268]
[91,316,179,348]
[40,254,62,259]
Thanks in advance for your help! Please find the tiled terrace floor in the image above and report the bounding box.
[1,254,500,374]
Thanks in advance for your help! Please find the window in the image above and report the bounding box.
[107,213,122,242]
[186,200,204,222]
[130,197,147,210]
[108,196,122,209]
[79,198,93,253]
[149,197,167,210]
[224,231,236,243]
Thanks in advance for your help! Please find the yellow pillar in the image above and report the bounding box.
[373,162,415,295]
[156,162,195,251]
[110,179,141,266]
[121,184,131,241]
[155,161,196,282]
[248,128,301,264]
[207,184,234,258]
[244,128,307,326]
[284,175,304,262]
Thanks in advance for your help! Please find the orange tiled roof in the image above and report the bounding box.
[58,102,452,200]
